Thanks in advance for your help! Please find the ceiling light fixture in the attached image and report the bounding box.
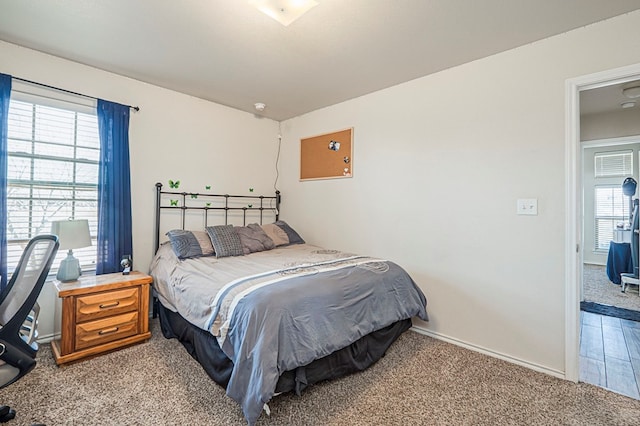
[622,85,640,99]
[621,101,636,109]
[248,0,318,26]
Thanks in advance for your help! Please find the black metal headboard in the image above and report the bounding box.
[154,182,281,253]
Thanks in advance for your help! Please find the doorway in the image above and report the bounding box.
[567,66,640,398]
[580,137,640,399]
[581,137,640,312]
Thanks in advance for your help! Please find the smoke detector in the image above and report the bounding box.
[254,102,266,112]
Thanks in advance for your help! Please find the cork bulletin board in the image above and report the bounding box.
[300,128,353,181]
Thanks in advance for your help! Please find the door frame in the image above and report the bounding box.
[565,63,640,382]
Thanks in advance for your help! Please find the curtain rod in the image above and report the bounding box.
[12,76,140,112]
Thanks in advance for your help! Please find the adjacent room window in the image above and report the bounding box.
[6,93,99,274]
[594,186,630,250]
[594,150,633,178]
[593,150,634,251]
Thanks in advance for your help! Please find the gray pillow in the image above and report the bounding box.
[235,223,275,254]
[275,220,305,245]
[206,225,244,258]
[166,230,215,259]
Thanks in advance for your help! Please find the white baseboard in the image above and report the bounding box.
[38,321,563,379]
[36,332,60,344]
[410,326,565,380]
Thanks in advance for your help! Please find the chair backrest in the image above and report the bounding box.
[0,235,59,341]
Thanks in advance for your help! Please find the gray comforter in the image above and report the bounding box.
[150,244,428,425]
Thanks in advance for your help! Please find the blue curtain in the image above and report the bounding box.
[0,74,11,290]
[96,100,132,274]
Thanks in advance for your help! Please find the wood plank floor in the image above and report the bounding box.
[580,311,640,399]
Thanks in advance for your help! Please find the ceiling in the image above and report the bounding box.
[581,80,640,116]
[1,0,640,121]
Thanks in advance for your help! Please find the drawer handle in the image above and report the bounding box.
[99,301,120,309]
[98,327,119,335]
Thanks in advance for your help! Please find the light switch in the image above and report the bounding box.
[517,198,538,215]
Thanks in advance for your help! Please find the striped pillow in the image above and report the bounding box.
[166,230,215,259]
[206,225,244,258]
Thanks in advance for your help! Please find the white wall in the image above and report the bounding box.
[0,41,280,340]
[278,11,640,375]
[582,108,640,141]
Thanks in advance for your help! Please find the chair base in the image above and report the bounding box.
[0,405,15,423]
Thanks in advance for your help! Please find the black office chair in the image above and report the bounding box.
[0,235,59,423]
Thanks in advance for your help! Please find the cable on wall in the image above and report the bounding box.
[271,122,282,215]
[274,123,282,193]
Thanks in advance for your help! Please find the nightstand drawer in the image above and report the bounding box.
[76,287,139,323]
[75,311,139,351]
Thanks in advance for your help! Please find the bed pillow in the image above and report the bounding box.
[166,229,215,259]
[235,223,276,255]
[260,223,290,246]
[205,225,244,258]
[275,220,305,245]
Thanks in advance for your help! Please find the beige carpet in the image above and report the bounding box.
[2,320,640,425]
[583,264,640,312]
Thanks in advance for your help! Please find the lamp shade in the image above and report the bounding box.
[623,177,638,197]
[51,219,92,250]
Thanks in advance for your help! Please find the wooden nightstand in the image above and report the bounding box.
[51,271,152,365]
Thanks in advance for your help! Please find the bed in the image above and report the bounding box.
[148,183,428,425]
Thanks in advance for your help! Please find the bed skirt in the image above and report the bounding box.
[157,302,411,395]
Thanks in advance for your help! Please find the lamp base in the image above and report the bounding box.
[56,249,82,282]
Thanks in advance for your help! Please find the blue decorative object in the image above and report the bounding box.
[0,73,11,290]
[96,100,133,274]
[56,253,81,282]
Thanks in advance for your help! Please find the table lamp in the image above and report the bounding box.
[51,219,92,282]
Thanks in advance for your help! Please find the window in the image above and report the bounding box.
[592,149,635,251]
[594,185,630,250]
[594,150,633,178]
[6,95,99,274]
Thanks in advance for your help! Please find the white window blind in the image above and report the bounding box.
[594,150,633,178]
[6,98,99,274]
[594,185,629,250]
